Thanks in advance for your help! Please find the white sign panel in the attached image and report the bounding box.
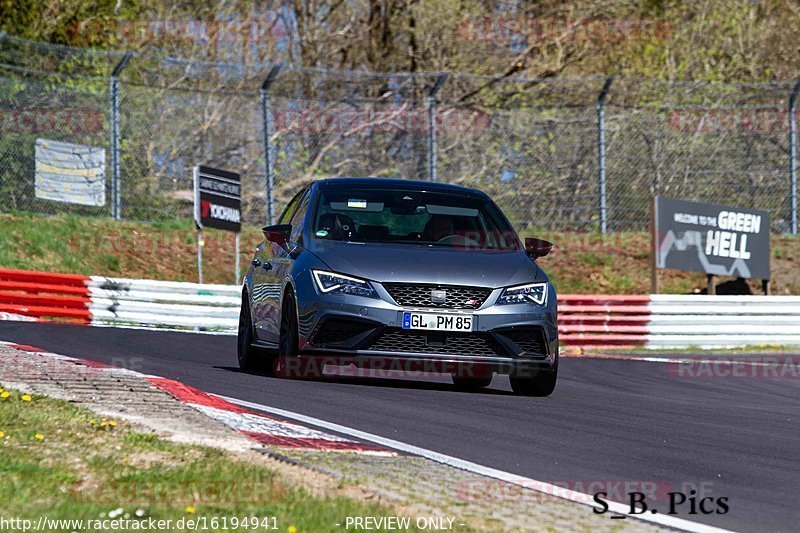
[35,138,106,206]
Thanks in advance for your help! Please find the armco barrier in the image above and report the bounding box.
[1,268,799,348]
[647,294,800,349]
[0,268,239,333]
[558,294,651,350]
[559,294,800,349]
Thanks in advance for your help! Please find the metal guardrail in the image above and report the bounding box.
[558,295,650,349]
[0,268,239,333]
[560,294,800,349]
[2,268,799,348]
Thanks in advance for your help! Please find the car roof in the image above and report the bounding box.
[315,177,489,199]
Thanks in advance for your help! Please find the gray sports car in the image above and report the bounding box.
[239,178,558,395]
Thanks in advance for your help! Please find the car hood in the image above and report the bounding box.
[305,240,544,288]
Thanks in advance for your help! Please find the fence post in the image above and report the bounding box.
[109,51,132,221]
[261,65,283,225]
[427,74,448,182]
[789,80,800,235]
[597,77,613,234]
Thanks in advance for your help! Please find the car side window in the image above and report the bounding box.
[289,190,311,244]
[278,190,305,226]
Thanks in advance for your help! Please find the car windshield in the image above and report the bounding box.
[313,187,519,250]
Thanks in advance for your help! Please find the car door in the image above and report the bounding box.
[252,189,305,343]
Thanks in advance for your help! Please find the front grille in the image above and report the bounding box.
[311,319,376,346]
[368,330,503,358]
[382,283,492,310]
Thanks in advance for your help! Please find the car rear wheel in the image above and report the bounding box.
[509,362,558,397]
[452,375,493,390]
[238,294,264,371]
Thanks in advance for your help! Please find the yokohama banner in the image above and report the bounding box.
[193,165,241,233]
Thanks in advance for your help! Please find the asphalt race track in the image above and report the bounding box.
[1,322,798,532]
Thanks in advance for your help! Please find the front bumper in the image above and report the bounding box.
[294,280,558,376]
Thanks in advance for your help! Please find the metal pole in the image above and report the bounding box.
[597,77,613,234]
[193,166,203,284]
[110,51,132,220]
[707,274,716,296]
[427,74,448,182]
[650,196,660,294]
[234,232,240,284]
[197,229,203,284]
[789,80,800,235]
[110,76,119,219]
[261,65,283,225]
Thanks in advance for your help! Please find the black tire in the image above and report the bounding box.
[237,294,263,371]
[509,363,558,397]
[274,288,300,378]
[452,375,493,390]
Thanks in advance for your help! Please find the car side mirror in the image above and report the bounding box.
[262,224,292,248]
[525,237,553,259]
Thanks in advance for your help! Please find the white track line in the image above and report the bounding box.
[566,352,797,366]
[217,394,734,533]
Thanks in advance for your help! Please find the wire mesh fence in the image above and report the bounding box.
[268,68,440,218]
[604,79,795,232]
[437,75,604,231]
[117,56,265,221]
[0,36,113,217]
[1,33,798,234]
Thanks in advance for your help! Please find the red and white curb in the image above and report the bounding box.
[146,377,391,454]
[0,340,393,456]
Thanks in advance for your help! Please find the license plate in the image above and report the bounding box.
[402,312,474,332]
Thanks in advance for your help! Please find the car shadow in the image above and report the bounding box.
[214,365,515,395]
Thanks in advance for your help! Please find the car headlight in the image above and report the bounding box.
[497,282,548,306]
[312,270,377,298]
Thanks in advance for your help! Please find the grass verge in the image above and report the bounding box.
[0,386,417,532]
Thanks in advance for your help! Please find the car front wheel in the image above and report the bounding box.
[509,358,558,397]
[274,288,301,378]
